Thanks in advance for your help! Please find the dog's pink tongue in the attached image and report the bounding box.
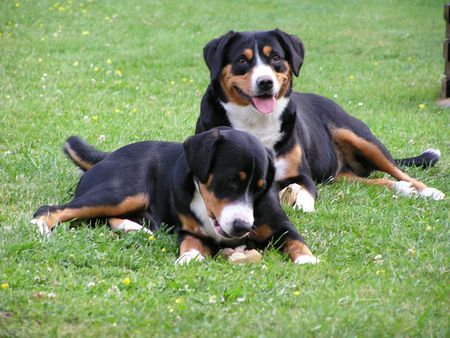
[252,96,276,114]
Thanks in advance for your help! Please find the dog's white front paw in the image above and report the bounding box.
[393,181,417,197]
[175,249,205,265]
[294,188,316,212]
[294,255,320,265]
[280,184,315,212]
[30,218,51,236]
[418,187,445,200]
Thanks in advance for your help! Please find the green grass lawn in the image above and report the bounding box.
[1,0,449,336]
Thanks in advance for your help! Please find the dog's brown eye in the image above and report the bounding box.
[227,176,240,185]
[236,56,247,65]
[272,54,281,62]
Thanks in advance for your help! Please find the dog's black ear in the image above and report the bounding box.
[203,31,236,81]
[273,29,305,77]
[183,129,223,183]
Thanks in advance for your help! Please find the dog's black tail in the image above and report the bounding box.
[395,148,441,168]
[63,136,110,171]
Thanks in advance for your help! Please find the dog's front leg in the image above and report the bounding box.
[279,174,317,212]
[176,235,212,265]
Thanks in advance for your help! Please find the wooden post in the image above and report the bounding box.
[441,3,450,98]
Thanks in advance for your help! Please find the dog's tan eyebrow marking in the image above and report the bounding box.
[243,48,253,60]
[262,46,273,57]
[257,179,265,188]
[239,171,247,181]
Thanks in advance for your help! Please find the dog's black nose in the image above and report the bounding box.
[231,219,252,237]
[256,76,274,91]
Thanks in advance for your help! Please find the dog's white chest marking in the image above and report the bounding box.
[274,158,288,181]
[221,98,289,149]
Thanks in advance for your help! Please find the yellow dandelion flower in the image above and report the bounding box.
[148,235,156,240]
[16,3,21,8]
[115,69,123,77]
[161,248,166,253]
[426,225,432,231]
[82,31,90,36]
[107,58,112,64]
[58,6,65,12]
[189,79,194,84]
[132,108,138,113]
[175,297,183,304]
[122,277,131,286]
[418,103,426,109]
[170,80,175,85]
[182,77,187,82]
[1,283,9,290]
[348,75,355,80]
[73,61,79,66]
[92,115,98,121]
[114,108,120,113]
[376,269,385,276]
[94,66,100,72]
[293,290,300,296]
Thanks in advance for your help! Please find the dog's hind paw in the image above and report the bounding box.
[418,187,445,200]
[111,219,153,234]
[393,181,417,197]
[175,249,205,265]
[30,218,51,237]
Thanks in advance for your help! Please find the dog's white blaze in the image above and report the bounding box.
[219,201,254,236]
[252,48,281,94]
[221,97,289,149]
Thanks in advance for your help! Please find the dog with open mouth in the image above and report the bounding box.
[195,29,445,212]
[31,128,318,265]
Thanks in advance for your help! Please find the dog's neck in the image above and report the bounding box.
[220,97,289,150]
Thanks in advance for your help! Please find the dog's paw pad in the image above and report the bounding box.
[419,187,445,200]
[30,218,51,236]
[294,255,319,265]
[175,249,205,265]
[393,181,417,197]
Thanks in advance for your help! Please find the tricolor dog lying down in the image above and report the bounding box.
[195,29,445,212]
[32,128,318,265]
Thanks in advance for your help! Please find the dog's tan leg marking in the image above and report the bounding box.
[283,239,319,265]
[32,194,149,235]
[332,129,444,199]
[176,236,211,265]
